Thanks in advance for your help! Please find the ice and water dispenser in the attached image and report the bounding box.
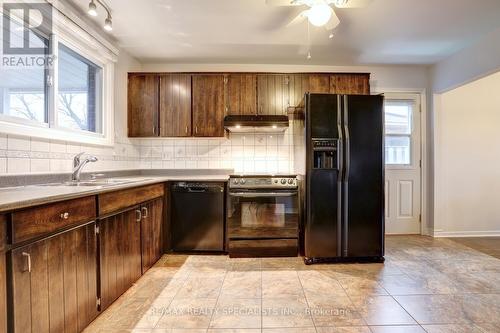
[312,139,339,170]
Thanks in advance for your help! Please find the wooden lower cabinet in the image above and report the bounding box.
[99,208,142,310]
[0,215,6,333]
[9,222,98,333]
[140,198,164,273]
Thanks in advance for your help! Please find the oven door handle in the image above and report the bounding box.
[229,192,297,198]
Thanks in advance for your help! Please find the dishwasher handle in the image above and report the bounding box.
[172,182,224,193]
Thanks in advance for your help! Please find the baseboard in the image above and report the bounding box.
[433,230,500,238]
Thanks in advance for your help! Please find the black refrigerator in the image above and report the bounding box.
[303,93,384,264]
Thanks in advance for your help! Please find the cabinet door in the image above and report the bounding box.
[159,74,192,137]
[141,198,164,273]
[287,74,310,107]
[10,223,97,333]
[257,74,288,115]
[330,73,370,95]
[0,215,5,333]
[128,74,159,137]
[192,75,225,137]
[99,208,142,310]
[308,74,330,93]
[0,252,6,333]
[225,74,257,115]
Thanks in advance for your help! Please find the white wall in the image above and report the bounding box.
[434,71,500,237]
[431,27,500,93]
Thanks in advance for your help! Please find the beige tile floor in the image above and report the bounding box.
[83,236,500,333]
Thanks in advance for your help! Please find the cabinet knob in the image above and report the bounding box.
[60,212,69,219]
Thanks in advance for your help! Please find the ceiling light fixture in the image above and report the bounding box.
[329,32,334,39]
[307,4,332,27]
[87,0,113,33]
[88,0,97,16]
[104,15,113,31]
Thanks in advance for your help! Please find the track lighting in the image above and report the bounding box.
[87,0,113,33]
[88,0,97,16]
[104,15,113,31]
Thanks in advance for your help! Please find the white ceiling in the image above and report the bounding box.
[69,0,500,65]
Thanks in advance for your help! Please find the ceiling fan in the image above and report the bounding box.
[266,0,372,32]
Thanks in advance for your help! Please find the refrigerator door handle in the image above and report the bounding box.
[343,95,350,257]
[337,95,344,257]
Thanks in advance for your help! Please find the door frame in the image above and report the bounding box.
[372,88,428,236]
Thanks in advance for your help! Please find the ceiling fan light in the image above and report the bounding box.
[307,4,332,27]
[88,1,98,16]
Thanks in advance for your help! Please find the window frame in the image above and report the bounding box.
[383,94,420,170]
[0,7,116,146]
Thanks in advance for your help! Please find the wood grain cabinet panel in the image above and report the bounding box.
[98,184,164,216]
[330,73,370,95]
[0,215,6,333]
[140,198,164,273]
[257,74,288,115]
[159,74,192,137]
[225,74,257,115]
[192,75,225,137]
[9,222,98,333]
[128,74,159,137]
[287,74,310,107]
[99,208,142,310]
[12,196,96,244]
[308,74,331,93]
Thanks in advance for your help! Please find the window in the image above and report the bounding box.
[0,6,115,146]
[384,100,413,165]
[57,44,102,133]
[0,18,49,124]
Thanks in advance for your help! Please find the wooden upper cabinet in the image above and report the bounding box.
[330,73,370,95]
[287,74,310,107]
[192,75,225,137]
[308,74,331,93]
[225,74,257,115]
[159,74,192,137]
[257,74,289,115]
[128,74,159,137]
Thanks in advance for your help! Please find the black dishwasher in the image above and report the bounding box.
[171,182,225,252]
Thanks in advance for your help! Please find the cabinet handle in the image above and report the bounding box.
[185,126,188,134]
[142,207,148,219]
[195,126,198,134]
[22,252,31,273]
[135,209,142,222]
[60,212,69,219]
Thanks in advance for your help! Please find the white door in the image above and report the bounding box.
[384,93,422,234]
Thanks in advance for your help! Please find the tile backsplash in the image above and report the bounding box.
[0,127,298,175]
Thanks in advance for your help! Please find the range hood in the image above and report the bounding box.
[223,115,289,133]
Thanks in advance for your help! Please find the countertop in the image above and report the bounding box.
[0,174,230,213]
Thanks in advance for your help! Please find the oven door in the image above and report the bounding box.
[227,190,299,239]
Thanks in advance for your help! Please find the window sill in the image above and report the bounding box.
[0,120,114,147]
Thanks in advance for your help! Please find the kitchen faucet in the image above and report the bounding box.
[72,152,98,182]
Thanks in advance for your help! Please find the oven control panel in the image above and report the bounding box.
[229,176,297,189]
